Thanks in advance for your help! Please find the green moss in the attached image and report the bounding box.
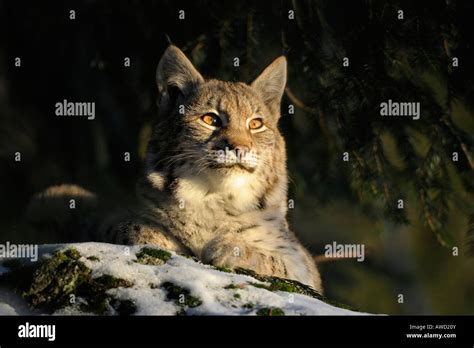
[86,256,100,262]
[21,248,91,309]
[224,284,238,289]
[242,303,254,309]
[214,266,233,273]
[248,282,268,290]
[220,267,324,299]
[1,247,136,315]
[236,268,322,299]
[79,295,111,315]
[94,274,133,289]
[250,278,321,298]
[225,284,242,300]
[234,268,359,311]
[256,307,285,316]
[77,274,134,315]
[135,247,171,265]
[162,282,202,308]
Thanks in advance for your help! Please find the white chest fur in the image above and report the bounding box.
[176,171,260,213]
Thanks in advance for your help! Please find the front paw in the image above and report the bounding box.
[202,235,275,274]
[201,237,242,268]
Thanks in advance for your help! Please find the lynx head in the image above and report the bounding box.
[149,45,287,187]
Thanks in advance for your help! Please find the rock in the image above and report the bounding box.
[0,243,369,315]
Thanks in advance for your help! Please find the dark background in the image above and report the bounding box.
[0,0,473,314]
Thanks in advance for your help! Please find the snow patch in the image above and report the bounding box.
[0,242,372,316]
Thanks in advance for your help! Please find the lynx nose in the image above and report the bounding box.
[234,145,250,158]
[219,139,252,154]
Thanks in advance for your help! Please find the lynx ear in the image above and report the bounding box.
[156,45,204,99]
[251,56,287,115]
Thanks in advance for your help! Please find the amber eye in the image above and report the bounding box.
[201,113,222,128]
[248,118,264,130]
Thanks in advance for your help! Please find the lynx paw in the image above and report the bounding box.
[202,235,254,269]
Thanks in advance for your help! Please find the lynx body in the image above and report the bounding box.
[105,46,322,292]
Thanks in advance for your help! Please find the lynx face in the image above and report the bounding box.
[172,80,279,174]
[148,46,287,191]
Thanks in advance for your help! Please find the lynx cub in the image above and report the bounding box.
[106,46,322,292]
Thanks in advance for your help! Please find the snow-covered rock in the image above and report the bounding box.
[0,243,368,316]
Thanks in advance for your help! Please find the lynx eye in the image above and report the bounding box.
[200,113,222,128]
[247,117,266,132]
